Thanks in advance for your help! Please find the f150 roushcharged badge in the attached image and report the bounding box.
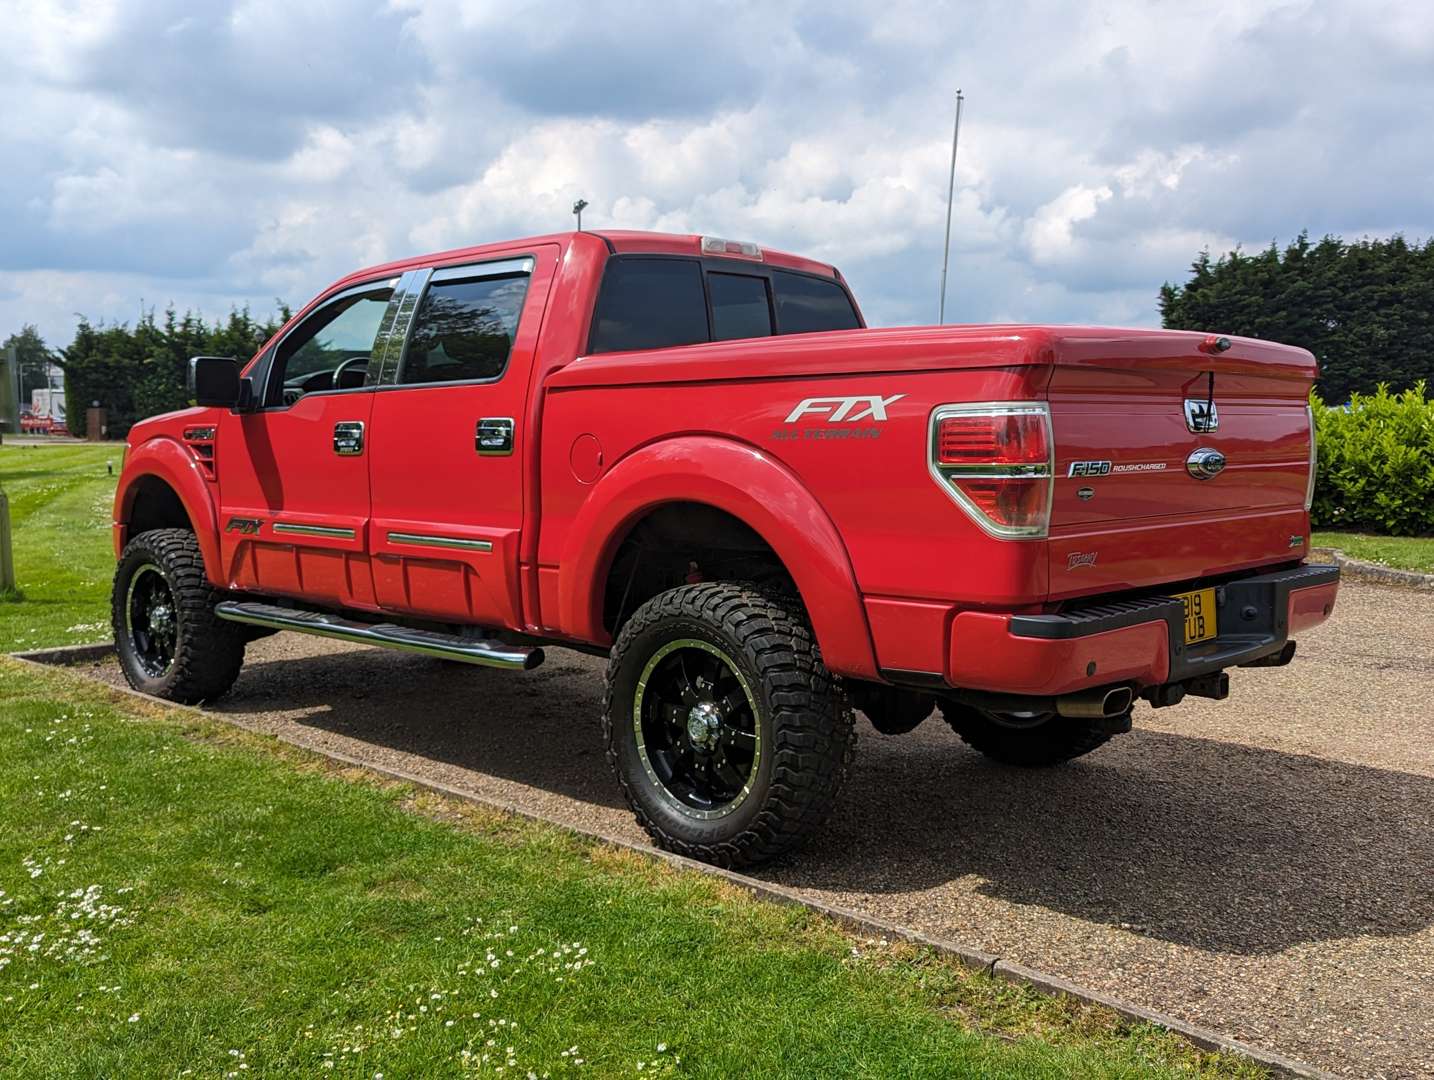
[1068,460,1168,477]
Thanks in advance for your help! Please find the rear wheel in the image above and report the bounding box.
[940,702,1120,766]
[604,582,855,868]
[848,684,935,735]
[112,529,245,704]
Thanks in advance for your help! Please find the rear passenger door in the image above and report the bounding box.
[367,247,557,627]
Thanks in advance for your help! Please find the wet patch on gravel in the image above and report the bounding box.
[66,582,1434,1079]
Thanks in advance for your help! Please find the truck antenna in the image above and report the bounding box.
[572,198,589,232]
[938,89,965,325]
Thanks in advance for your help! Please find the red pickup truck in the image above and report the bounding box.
[111,230,1339,866]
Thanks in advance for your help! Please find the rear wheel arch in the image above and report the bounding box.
[557,436,879,679]
[598,501,797,635]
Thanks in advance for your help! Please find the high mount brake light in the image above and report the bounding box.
[700,236,763,260]
[928,404,1053,538]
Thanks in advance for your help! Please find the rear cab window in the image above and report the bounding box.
[588,254,861,354]
[709,272,773,341]
[589,258,709,353]
[770,270,861,334]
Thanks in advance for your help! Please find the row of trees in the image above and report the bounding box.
[1160,232,1434,404]
[58,307,288,438]
[5,308,288,439]
[2,326,58,407]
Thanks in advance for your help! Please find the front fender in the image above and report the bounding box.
[113,437,223,585]
[556,436,879,679]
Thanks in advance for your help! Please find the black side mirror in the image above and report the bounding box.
[189,356,242,408]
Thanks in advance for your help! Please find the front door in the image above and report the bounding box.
[367,248,555,627]
[216,277,398,610]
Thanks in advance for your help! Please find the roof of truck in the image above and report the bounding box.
[331,230,840,294]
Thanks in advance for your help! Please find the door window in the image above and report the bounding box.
[269,283,396,405]
[397,272,530,385]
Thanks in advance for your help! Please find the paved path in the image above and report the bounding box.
[79,582,1434,1078]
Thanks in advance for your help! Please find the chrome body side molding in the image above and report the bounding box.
[272,522,357,539]
[387,532,494,552]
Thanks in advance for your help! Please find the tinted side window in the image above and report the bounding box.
[399,274,530,385]
[590,259,709,353]
[272,285,395,403]
[709,272,773,341]
[772,270,860,334]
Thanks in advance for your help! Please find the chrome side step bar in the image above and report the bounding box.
[214,601,543,671]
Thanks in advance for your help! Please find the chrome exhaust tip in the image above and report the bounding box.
[1056,685,1134,719]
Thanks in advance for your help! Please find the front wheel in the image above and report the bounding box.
[604,583,855,868]
[112,528,246,704]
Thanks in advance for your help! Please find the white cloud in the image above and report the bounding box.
[1,0,1432,349]
[1024,184,1114,264]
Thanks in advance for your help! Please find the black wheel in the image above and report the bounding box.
[848,684,935,736]
[112,529,245,704]
[940,702,1119,766]
[604,582,855,868]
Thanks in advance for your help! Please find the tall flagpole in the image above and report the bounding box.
[938,90,965,325]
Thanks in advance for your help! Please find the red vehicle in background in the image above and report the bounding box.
[109,230,1339,866]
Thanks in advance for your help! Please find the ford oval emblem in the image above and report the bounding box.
[1186,448,1227,480]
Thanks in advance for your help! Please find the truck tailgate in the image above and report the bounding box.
[1044,331,1315,601]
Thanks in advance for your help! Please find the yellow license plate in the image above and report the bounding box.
[1176,587,1218,645]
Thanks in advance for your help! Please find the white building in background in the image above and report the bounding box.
[30,362,65,421]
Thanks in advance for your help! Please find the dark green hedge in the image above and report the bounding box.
[1161,233,1434,404]
[1312,382,1434,536]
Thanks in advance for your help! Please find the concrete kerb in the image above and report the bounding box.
[1310,547,1434,590]
[8,641,1337,1079]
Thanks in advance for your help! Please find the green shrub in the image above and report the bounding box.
[1312,381,1434,536]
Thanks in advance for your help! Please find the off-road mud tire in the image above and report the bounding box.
[111,528,245,704]
[604,582,855,868]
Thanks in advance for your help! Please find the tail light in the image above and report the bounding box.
[1304,402,1316,512]
[928,403,1053,538]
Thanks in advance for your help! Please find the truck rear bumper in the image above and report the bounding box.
[933,563,1339,697]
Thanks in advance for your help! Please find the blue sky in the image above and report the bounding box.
[3,0,1432,350]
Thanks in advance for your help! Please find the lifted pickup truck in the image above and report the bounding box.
[111,230,1339,866]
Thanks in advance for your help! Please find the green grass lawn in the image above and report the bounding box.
[0,443,123,652]
[1311,531,1434,573]
[0,661,1263,1079]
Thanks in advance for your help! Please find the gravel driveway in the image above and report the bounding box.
[75,581,1433,1079]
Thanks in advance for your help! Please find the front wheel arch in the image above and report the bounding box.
[114,437,223,583]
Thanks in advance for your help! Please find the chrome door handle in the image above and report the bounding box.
[334,421,365,456]
[476,417,514,456]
